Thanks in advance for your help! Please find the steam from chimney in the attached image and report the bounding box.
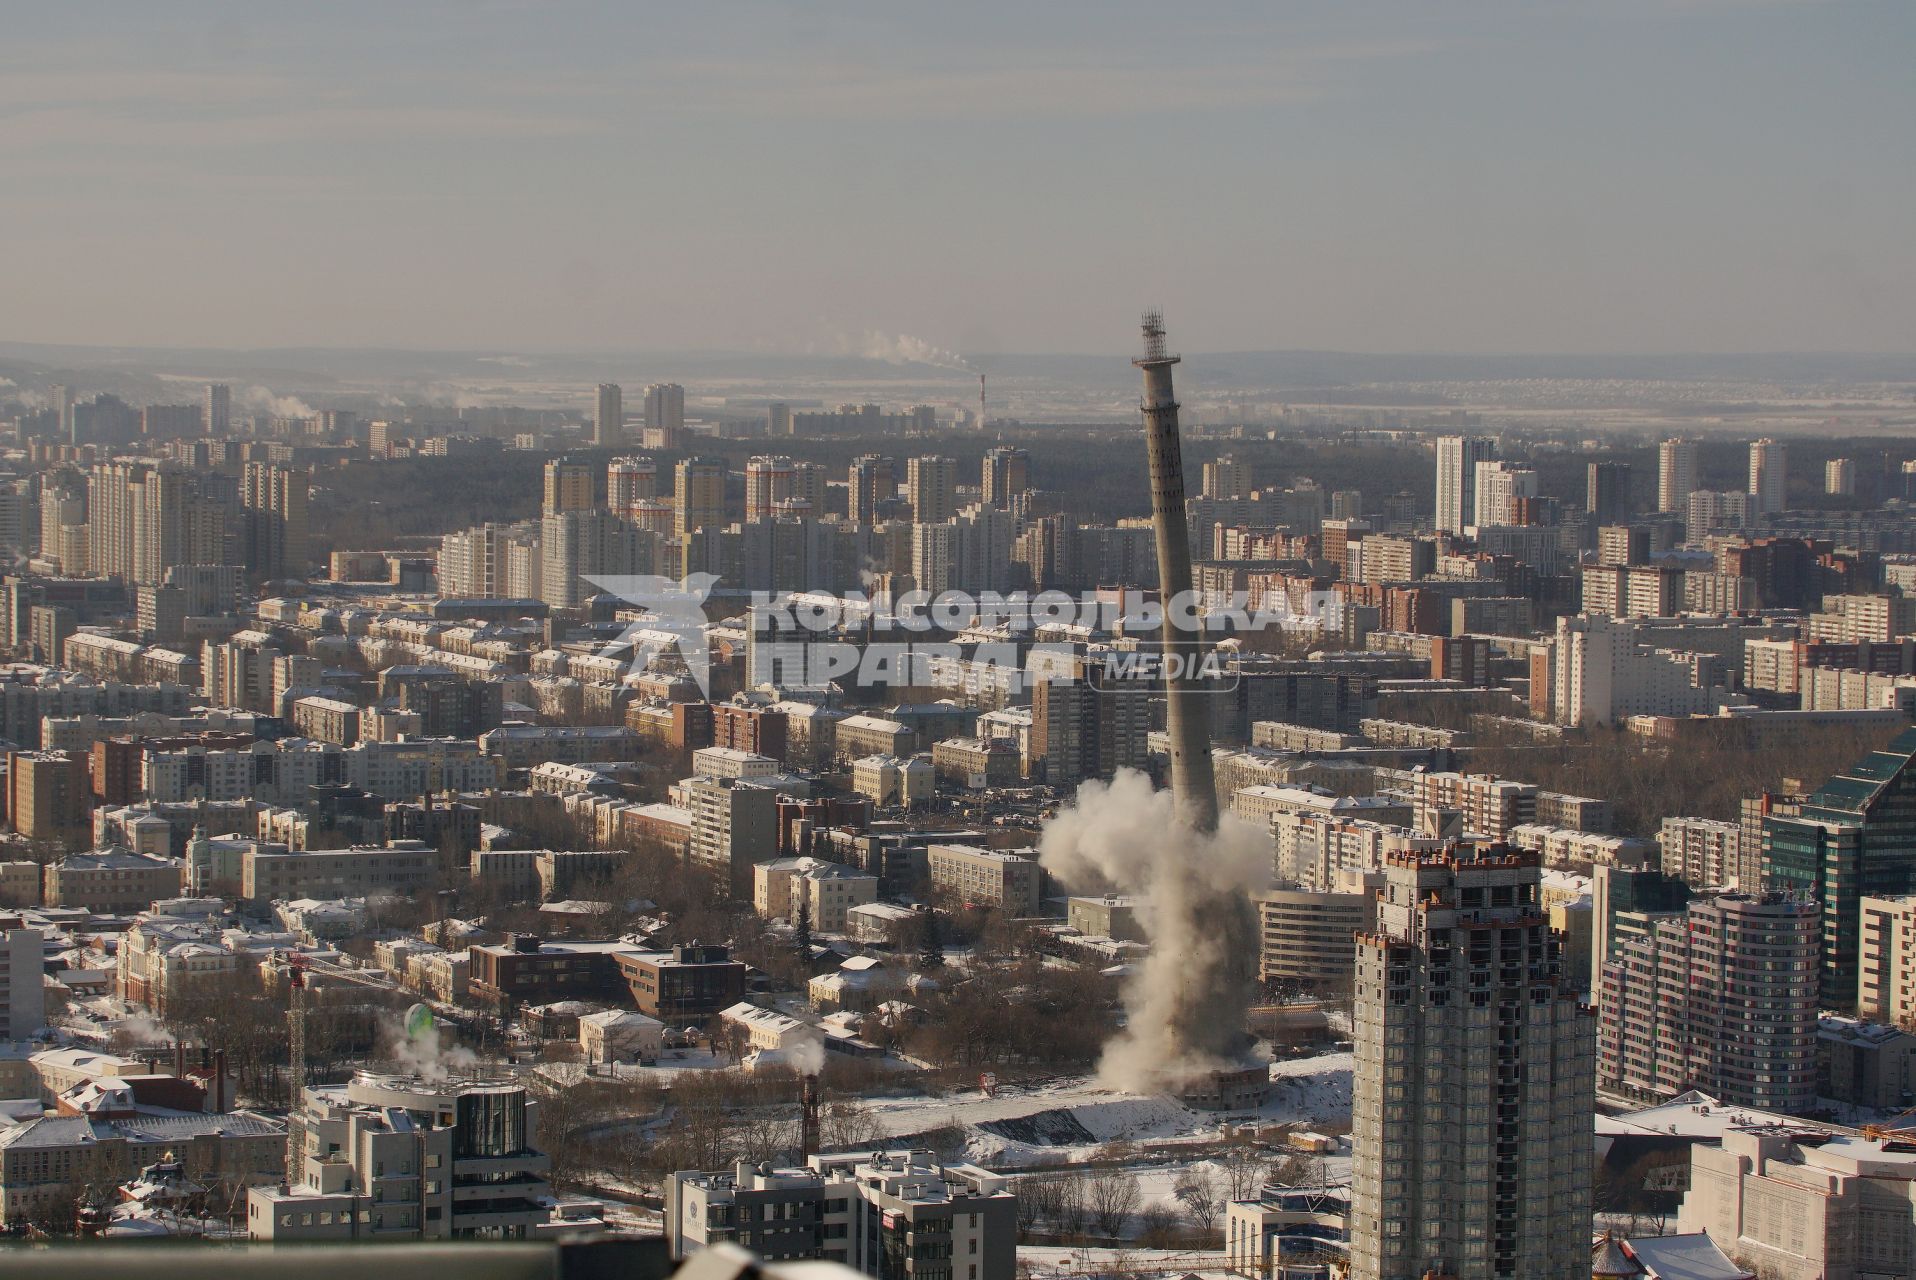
[847,331,974,372]
[383,1012,479,1082]
[242,385,317,418]
[1039,770,1266,1090]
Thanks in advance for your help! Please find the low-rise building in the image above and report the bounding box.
[241,841,439,905]
[719,1001,824,1057]
[666,1150,1015,1280]
[1679,1121,1916,1280]
[467,936,645,1012]
[247,1074,561,1241]
[1066,895,1143,944]
[753,857,880,933]
[44,847,184,912]
[926,844,1041,917]
[616,943,748,1025]
[578,1009,664,1066]
[2,1110,283,1225]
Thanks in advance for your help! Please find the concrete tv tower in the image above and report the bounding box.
[1135,310,1218,833]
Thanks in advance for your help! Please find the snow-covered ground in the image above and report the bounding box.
[861,1050,1354,1167]
[1019,1245,1231,1278]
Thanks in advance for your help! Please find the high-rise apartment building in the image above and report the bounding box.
[87,462,232,586]
[1749,438,1787,514]
[606,456,658,512]
[1434,435,1495,534]
[1658,816,1744,890]
[981,446,1029,510]
[241,462,309,580]
[1471,460,1538,529]
[788,462,827,517]
[674,457,726,536]
[644,382,685,440]
[849,455,896,524]
[684,774,777,891]
[539,510,649,609]
[542,459,595,516]
[1826,457,1856,497]
[1548,613,1713,727]
[909,521,955,595]
[1029,670,1149,786]
[1857,894,1916,1025]
[1598,890,1819,1112]
[906,455,958,524]
[1202,455,1252,500]
[594,382,623,446]
[1657,438,1698,513]
[5,749,88,843]
[203,383,230,436]
[0,913,44,1039]
[744,455,798,521]
[1350,847,1593,1280]
[1687,489,1753,541]
[1586,461,1631,529]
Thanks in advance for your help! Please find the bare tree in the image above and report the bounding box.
[1219,1143,1268,1201]
[1053,1173,1088,1238]
[1136,1202,1182,1248]
[1086,1169,1140,1240]
[1175,1167,1223,1234]
[821,1098,884,1152]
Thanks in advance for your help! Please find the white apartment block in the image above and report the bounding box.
[1659,816,1745,890]
[1273,810,1439,890]
[1434,436,1495,535]
[1550,613,1715,728]
[753,857,879,934]
[1505,824,1655,872]
[692,746,779,781]
[1809,593,1916,645]
[1658,438,1698,513]
[143,737,500,804]
[1748,438,1787,514]
[1409,770,1537,840]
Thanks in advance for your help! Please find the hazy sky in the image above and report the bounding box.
[5,1,1912,356]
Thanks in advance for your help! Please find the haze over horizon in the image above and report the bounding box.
[6,1,1914,357]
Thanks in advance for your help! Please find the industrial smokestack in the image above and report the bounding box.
[800,1072,821,1159]
[1135,310,1218,832]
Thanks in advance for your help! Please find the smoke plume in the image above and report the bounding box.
[1039,768,1267,1092]
[241,385,317,418]
[383,1013,479,1083]
[852,331,973,372]
[785,1038,827,1076]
